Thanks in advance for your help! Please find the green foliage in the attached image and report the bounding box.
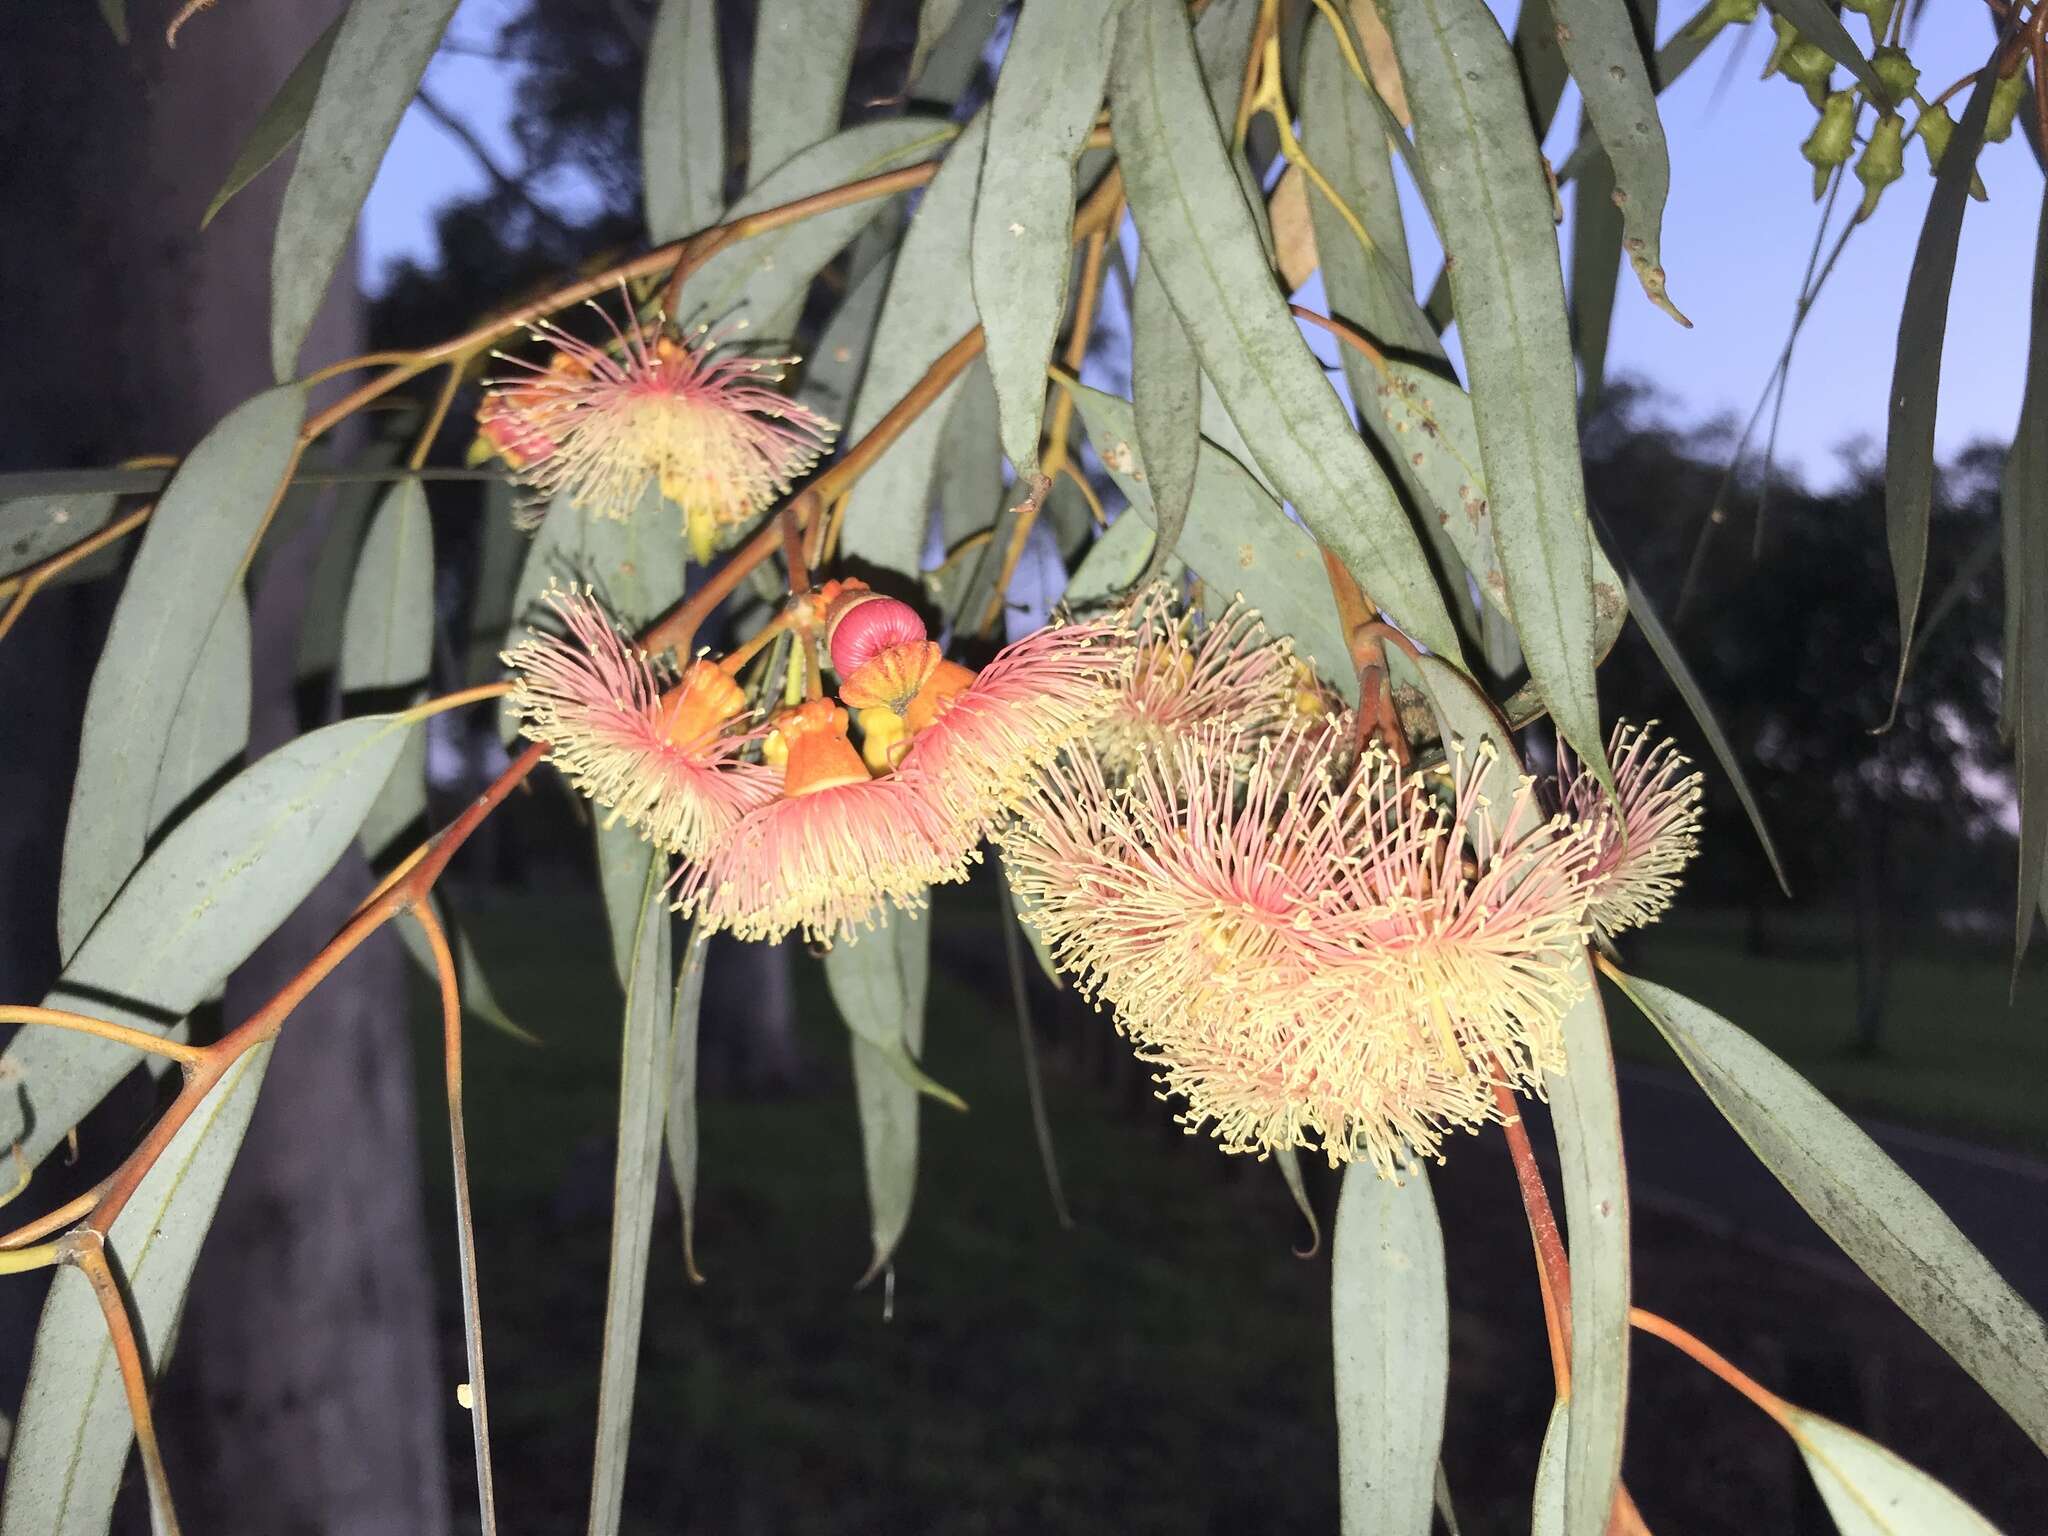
[641,0,725,243]
[202,16,341,230]
[1788,1408,2007,1534]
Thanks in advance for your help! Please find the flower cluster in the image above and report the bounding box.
[477,296,837,561]
[504,583,1125,948]
[1000,591,1704,1177]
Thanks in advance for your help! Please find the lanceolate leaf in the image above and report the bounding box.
[6,715,414,1171]
[666,924,712,1282]
[677,119,955,343]
[1511,0,1571,141]
[1568,122,1625,413]
[147,588,252,837]
[271,0,459,380]
[1531,1400,1570,1536]
[799,250,897,426]
[971,0,1120,475]
[1547,972,1631,1536]
[748,0,860,187]
[1064,502,1160,607]
[1109,0,1464,663]
[1130,256,1200,582]
[840,114,991,582]
[1331,1164,1448,1536]
[642,0,724,244]
[0,491,117,582]
[341,477,433,695]
[2011,187,2048,965]
[1612,973,2048,1449]
[202,14,342,230]
[1785,1408,2007,1535]
[0,1045,275,1536]
[1381,0,1610,786]
[935,356,1004,553]
[1884,68,1995,718]
[60,385,306,958]
[1549,0,1680,319]
[296,438,401,685]
[587,859,675,1536]
[827,909,933,1281]
[1065,382,1354,697]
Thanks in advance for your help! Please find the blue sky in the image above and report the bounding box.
[360,0,2038,483]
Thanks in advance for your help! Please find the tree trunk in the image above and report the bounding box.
[1,12,449,1532]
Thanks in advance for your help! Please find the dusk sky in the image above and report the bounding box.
[360,0,2038,485]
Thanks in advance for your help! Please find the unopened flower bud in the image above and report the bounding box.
[1914,105,1989,198]
[1803,90,1858,197]
[1840,0,1896,39]
[1855,112,1906,221]
[1762,13,1800,77]
[1872,46,1920,108]
[1684,0,1759,46]
[1986,63,2028,144]
[1781,38,1837,103]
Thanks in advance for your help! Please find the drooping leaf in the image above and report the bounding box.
[666,924,712,1283]
[1380,0,1609,784]
[642,0,724,243]
[1109,0,1464,662]
[271,0,459,379]
[1130,256,1200,584]
[1064,382,1354,697]
[1298,15,1445,364]
[971,0,1119,475]
[1549,0,1679,318]
[340,477,433,696]
[748,0,861,187]
[0,491,117,583]
[935,356,1005,554]
[1064,505,1159,607]
[147,588,252,838]
[1786,1407,2008,1535]
[1883,68,1995,716]
[1764,0,1884,96]
[910,0,1004,103]
[1332,1164,1448,1536]
[1531,1399,1570,1536]
[827,908,934,1280]
[60,385,306,958]
[2007,186,2048,966]
[6,715,413,1171]
[1567,122,1625,413]
[1548,972,1631,1536]
[587,857,675,1536]
[1612,973,2048,1449]
[1511,0,1571,140]
[799,247,898,426]
[676,119,956,342]
[0,1044,274,1536]
[996,877,1073,1228]
[202,14,342,229]
[295,438,401,686]
[840,115,990,581]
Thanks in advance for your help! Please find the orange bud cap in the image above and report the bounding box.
[777,698,871,797]
[905,658,977,733]
[840,639,942,713]
[656,660,748,751]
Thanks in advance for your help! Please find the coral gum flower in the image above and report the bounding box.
[894,619,1127,845]
[1557,721,1705,936]
[480,297,836,541]
[1090,587,1311,779]
[503,587,776,860]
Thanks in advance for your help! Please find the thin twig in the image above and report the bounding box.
[0,1006,206,1068]
[997,880,1074,1230]
[67,1232,183,1536]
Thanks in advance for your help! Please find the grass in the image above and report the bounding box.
[406,880,2048,1533]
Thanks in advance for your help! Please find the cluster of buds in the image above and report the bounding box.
[999,591,1704,1177]
[504,582,1125,948]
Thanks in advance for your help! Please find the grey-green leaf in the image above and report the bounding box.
[971,0,1119,474]
[1064,381,1354,695]
[271,0,458,379]
[1332,1164,1448,1536]
[642,0,724,243]
[1064,504,1159,608]
[0,492,117,582]
[2010,186,2048,966]
[1549,0,1680,319]
[1130,256,1200,584]
[587,858,674,1536]
[799,247,898,426]
[0,1044,274,1536]
[1547,969,1631,1536]
[340,477,433,695]
[1764,0,1884,96]
[9,715,413,1172]
[827,908,933,1280]
[202,14,342,229]
[60,385,306,959]
[748,0,860,186]
[676,118,956,341]
[1787,1408,2008,1535]
[1531,1399,1570,1535]
[1883,67,1994,718]
[1110,0,1463,662]
[666,924,712,1282]
[147,588,252,837]
[1612,973,2048,1449]
[840,116,990,581]
[1380,0,1608,782]
[1568,123,1625,413]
